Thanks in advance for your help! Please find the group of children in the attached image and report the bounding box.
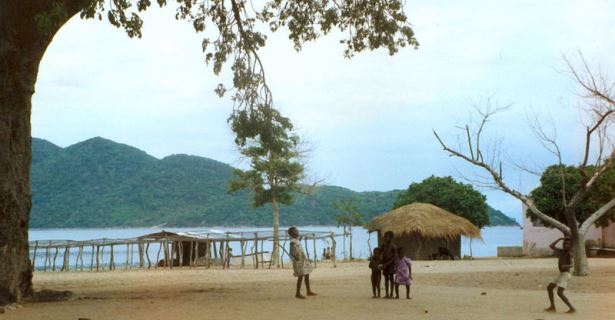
[288,226,574,314]
[288,227,412,299]
[369,231,412,299]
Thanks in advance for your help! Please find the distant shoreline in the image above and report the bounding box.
[28,224,520,231]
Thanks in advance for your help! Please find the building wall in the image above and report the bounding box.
[603,223,615,248]
[522,204,606,256]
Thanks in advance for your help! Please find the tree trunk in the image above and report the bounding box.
[349,226,353,260]
[0,0,79,305]
[571,233,588,276]
[565,209,588,276]
[342,226,347,260]
[271,198,280,267]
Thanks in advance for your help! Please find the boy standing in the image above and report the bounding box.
[545,237,575,313]
[380,231,397,298]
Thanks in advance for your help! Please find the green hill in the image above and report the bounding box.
[487,205,519,226]
[30,137,518,228]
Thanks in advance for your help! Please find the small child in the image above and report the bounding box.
[368,247,383,298]
[394,246,412,299]
[288,227,317,299]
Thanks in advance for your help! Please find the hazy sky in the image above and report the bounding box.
[32,0,615,221]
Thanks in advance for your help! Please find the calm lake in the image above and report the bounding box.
[28,226,521,270]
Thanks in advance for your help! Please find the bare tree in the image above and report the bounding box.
[433,55,615,276]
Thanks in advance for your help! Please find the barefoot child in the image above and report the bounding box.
[394,246,412,299]
[545,237,575,313]
[369,247,383,298]
[380,231,397,298]
[288,227,317,299]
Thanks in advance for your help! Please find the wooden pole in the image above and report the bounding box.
[52,247,59,272]
[331,233,337,268]
[145,242,151,269]
[138,241,145,269]
[240,240,246,269]
[281,239,287,268]
[206,241,211,269]
[260,238,265,269]
[43,246,49,272]
[60,247,68,272]
[90,245,95,271]
[194,241,200,266]
[95,246,100,271]
[163,238,169,268]
[226,234,231,269]
[253,233,258,269]
[156,241,163,269]
[31,240,39,270]
[179,241,184,269]
[189,241,194,268]
[304,237,310,260]
[79,243,84,271]
[125,244,130,270]
[76,245,82,270]
[313,234,317,269]
[110,245,115,271]
[100,243,105,271]
[220,241,225,270]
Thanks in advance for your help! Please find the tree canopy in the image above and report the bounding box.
[528,164,615,228]
[228,106,304,207]
[43,0,420,127]
[393,175,489,228]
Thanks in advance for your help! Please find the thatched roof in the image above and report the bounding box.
[365,203,481,239]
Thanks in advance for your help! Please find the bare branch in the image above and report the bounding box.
[579,197,615,235]
[433,103,572,235]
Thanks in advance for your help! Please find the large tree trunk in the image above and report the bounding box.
[271,198,280,268]
[571,233,588,276]
[565,208,588,276]
[0,0,78,304]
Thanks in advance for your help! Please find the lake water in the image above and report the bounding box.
[28,226,521,270]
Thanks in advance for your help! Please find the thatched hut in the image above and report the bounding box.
[365,203,481,260]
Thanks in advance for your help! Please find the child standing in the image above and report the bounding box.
[394,246,412,299]
[288,227,317,299]
[369,247,383,298]
[380,231,398,298]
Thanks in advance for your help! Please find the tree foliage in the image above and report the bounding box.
[528,164,615,228]
[228,106,304,208]
[394,175,490,228]
[50,0,419,134]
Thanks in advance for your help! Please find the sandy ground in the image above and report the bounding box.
[3,258,615,320]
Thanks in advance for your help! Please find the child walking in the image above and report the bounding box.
[288,227,317,299]
[394,246,412,299]
[368,247,383,298]
[545,237,575,313]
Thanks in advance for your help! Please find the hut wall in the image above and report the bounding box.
[378,234,461,260]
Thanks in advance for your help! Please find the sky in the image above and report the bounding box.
[31,0,615,222]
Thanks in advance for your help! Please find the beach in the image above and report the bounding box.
[4,258,614,320]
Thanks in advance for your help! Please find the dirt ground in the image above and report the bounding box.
[4,258,615,320]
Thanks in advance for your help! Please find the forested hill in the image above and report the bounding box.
[30,137,518,228]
